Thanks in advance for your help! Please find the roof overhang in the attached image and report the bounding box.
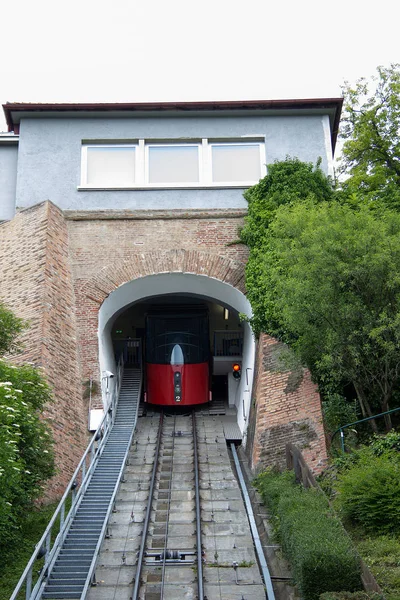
[2,98,343,151]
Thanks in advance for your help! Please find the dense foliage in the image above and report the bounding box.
[241,65,400,429]
[336,454,400,534]
[319,434,400,535]
[255,469,361,600]
[242,172,400,423]
[0,304,54,555]
[339,64,400,208]
[318,433,400,599]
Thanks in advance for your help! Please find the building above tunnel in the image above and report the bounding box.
[0,98,342,221]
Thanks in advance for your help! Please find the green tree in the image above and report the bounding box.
[339,64,400,207]
[0,304,54,554]
[251,200,400,428]
[240,158,334,335]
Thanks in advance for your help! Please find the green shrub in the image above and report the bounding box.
[336,454,400,534]
[369,431,400,455]
[0,360,55,555]
[255,470,362,599]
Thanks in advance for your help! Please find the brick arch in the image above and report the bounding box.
[84,249,247,305]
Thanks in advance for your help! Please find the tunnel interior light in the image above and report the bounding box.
[224,308,229,320]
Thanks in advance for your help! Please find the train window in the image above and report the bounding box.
[146,313,209,365]
[170,344,184,365]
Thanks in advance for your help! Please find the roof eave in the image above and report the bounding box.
[3,98,343,151]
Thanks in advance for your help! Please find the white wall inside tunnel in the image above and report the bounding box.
[98,272,255,437]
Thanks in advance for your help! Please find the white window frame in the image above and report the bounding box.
[208,141,266,186]
[81,143,138,187]
[145,142,203,187]
[79,138,266,190]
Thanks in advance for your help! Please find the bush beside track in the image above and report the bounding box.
[254,470,362,600]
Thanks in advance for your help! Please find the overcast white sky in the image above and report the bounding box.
[0,0,399,141]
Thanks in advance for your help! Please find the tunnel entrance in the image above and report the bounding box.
[98,272,255,437]
[110,294,244,409]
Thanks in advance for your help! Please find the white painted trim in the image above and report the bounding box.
[322,115,335,177]
[82,143,138,187]
[77,184,252,191]
[80,139,266,189]
[209,141,267,185]
[145,142,202,185]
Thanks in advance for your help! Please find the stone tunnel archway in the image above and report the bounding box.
[79,250,253,436]
[98,271,255,436]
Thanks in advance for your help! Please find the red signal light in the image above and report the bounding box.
[232,363,241,379]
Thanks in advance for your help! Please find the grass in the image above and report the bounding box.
[0,501,62,600]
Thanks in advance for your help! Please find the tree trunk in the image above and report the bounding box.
[354,381,379,433]
[381,397,392,432]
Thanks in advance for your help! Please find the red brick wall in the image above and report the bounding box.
[0,202,89,499]
[0,202,327,498]
[249,334,327,474]
[66,210,249,391]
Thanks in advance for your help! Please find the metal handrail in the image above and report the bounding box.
[80,370,141,599]
[331,406,400,452]
[10,370,122,600]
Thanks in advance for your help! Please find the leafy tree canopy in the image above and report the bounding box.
[241,158,334,335]
[262,201,400,422]
[242,156,400,428]
[339,64,400,208]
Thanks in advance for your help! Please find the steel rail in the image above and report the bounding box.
[160,414,177,599]
[131,411,164,600]
[192,411,204,600]
[230,443,275,600]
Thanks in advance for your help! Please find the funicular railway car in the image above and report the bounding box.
[144,307,211,406]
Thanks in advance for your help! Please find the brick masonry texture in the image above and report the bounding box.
[66,211,249,395]
[249,334,328,474]
[0,200,328,500]
[0,202,89,500]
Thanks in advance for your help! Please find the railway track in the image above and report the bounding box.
[88,411,268,600]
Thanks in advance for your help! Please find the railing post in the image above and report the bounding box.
[340,428,345,453]
[45,531,51,561]
[60,502,65,532]
[25,568,32,600]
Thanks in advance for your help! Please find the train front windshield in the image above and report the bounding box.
[146,314,209,365]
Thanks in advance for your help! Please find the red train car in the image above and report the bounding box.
[144,308,211,406]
